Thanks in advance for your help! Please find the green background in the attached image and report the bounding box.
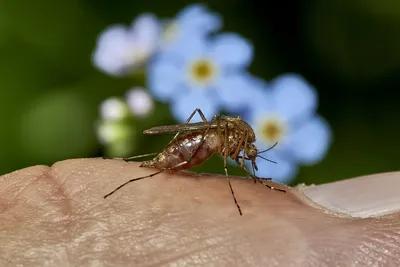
[1,0,399,185]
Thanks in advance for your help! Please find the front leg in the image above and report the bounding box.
[222,121,242,215]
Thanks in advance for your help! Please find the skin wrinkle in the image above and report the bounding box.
[305,227,358,265]
[109,210,214,265]
[305,217,400,266]
[34,172,72,220]
[0,167,48,217]
[356,217,400,266]
[154,220,232,265]
[1,167,56,227]
[0,158,399,266]
[135,205,306,266]
[147,241,226,266]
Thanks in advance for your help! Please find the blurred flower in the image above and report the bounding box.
[97,97,131,144]
[243,74,332,184]
[99,97,130,121]
[148,33,254,122]
[92,14,160,76]
[126,87,154,117]
[161,4,222,52]
[97,97,136,156]
[97,120,132,145]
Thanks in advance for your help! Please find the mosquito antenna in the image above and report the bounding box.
[257,155,277,164]
[259,142,278,154]
[104,169,165,199]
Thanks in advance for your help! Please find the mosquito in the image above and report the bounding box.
[104,108,285,215]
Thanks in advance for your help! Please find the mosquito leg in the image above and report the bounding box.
[231,131,246,161]
[241,132,257,183]
[214,114,223,153]
[123,152,159,161]
[182,108,208,123]
[167,108,209,147]
[103,152,158,161]
[256,178,286,193]
[223,121,242,216]
[195,108,208,123]
[104,169,166,198]
[104,160,190,198]
[223,121,229,177]
[237,161,285,193]
[235,158,256,184]
[241,133,249,168]
[229,131,253,182]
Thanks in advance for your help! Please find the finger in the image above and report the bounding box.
[300,171,400,218]
[0,159,399,267]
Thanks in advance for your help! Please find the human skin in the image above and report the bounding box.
[0,158,399,266]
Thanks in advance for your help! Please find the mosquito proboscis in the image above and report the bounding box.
[104,108,286,215]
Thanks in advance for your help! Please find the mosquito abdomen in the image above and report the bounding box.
[140,133,221,171]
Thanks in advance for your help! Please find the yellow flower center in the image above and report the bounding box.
[188,58,217,85]
[126,46,149,66]
[258,116,287,145]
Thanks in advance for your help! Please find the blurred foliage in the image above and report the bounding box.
[1,0,400,186]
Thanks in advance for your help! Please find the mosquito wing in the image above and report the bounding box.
[143,121,220,135]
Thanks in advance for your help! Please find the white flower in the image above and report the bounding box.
[99,97,130,121]
[97,121,132,145]
[92,14,160,76]
[125,87,154,117]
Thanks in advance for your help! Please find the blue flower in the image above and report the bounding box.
[92,14,161,76]
[242,74,332,184]
[148,33,254,122]
[161,4,222,53]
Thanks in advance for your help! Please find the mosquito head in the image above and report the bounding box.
[245,142,278,172]
[245,143,259,171]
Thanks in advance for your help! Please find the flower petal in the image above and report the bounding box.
[271,74,318,123]
[253,152,298,184]
[171,91,219,122]
[130,13,161,54]
[239,77,276,121]
[214,73,264,112]
[147,55,185,101]
[92,25,133,76]
[210,33,253,69]
[166,35,208,61]
[177,4,222,35]
[288,116,332,164]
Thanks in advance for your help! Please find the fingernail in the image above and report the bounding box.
[298,172,400,218]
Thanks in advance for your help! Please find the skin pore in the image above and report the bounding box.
[0,158,399,266]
